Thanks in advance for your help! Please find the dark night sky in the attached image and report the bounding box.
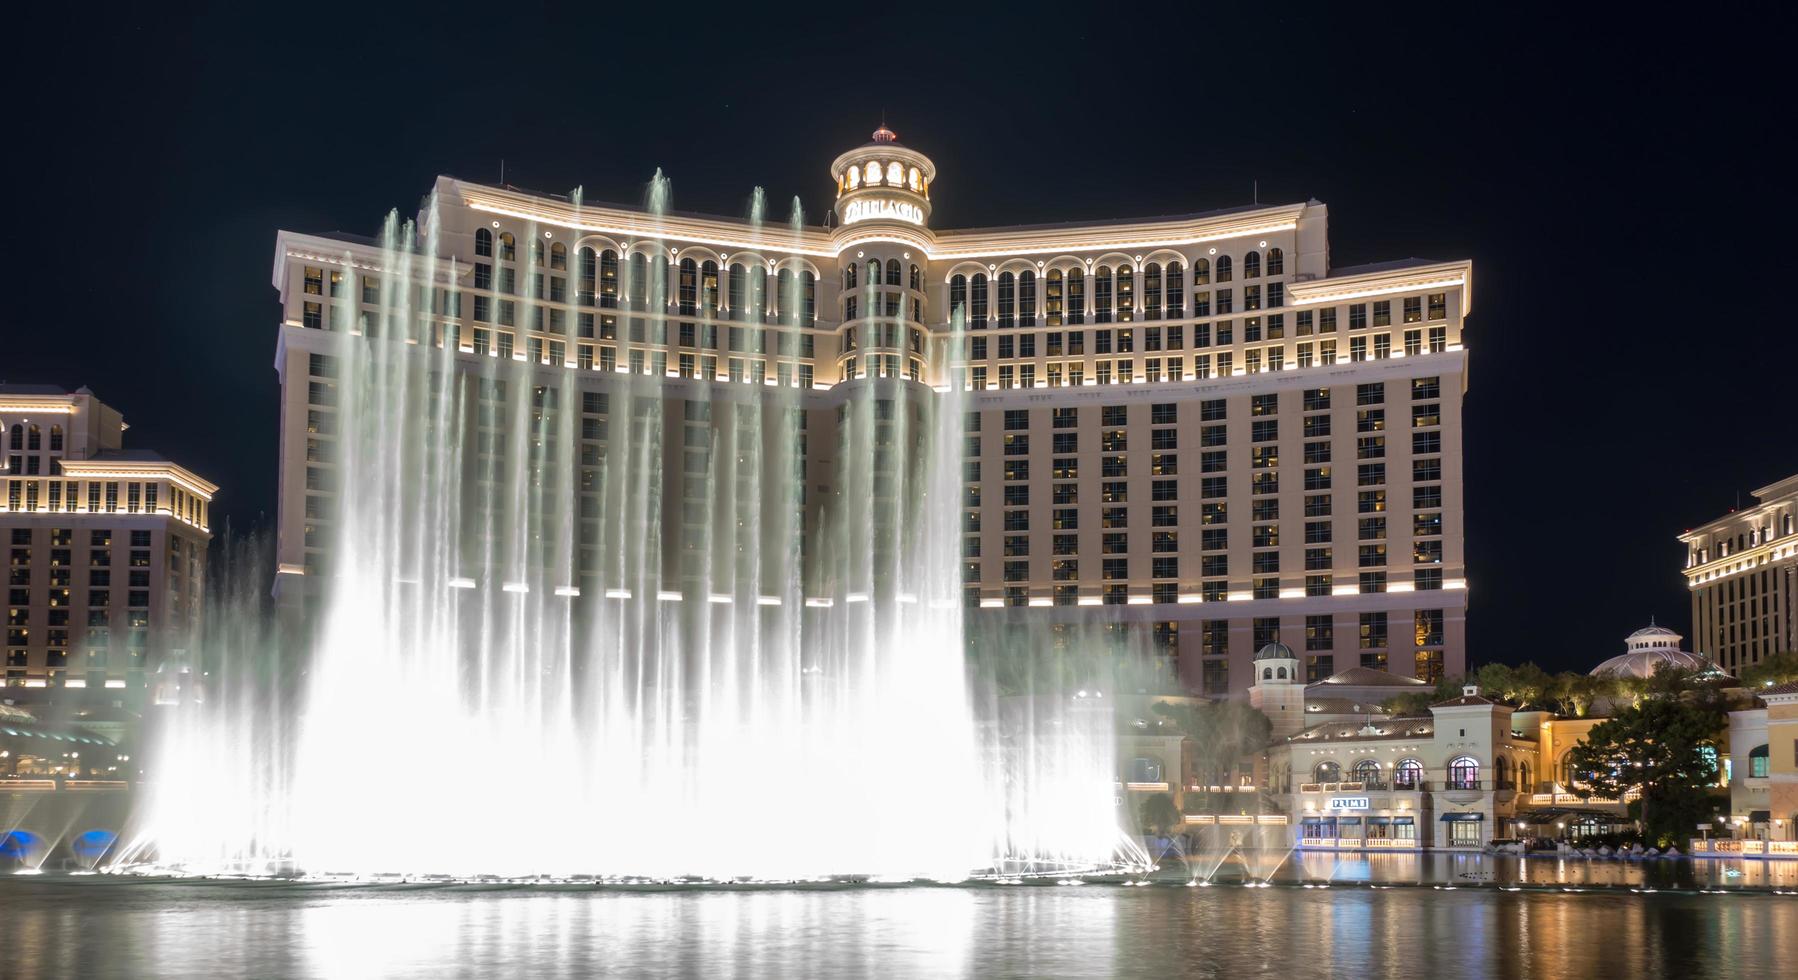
[5,5,1791,672]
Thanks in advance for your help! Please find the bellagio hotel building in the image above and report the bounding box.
[270,127,1472,697]
[0,385,214,699]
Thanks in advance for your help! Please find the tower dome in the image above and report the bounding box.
[828,125,936,230]
[1255,641,1295,661]
[1590,622,1714,678]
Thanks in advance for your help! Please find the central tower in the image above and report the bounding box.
[828,126,938,383]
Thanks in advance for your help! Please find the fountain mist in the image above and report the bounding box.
[128,177,1134,880]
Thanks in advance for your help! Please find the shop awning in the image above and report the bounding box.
[1394,817,1414,825]
[1749,810,1771,823]
[1440,812,1485,822]
[1336,817,1361,826]
[1366,816,1392,825]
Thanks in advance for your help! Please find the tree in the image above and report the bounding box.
[1476,662,1552,707]
[1562,696,1726,846]
[1549,672,1602,718]
[1151,699,1272,808]
[1138,792,1182,838]
[1741,651,1798,689]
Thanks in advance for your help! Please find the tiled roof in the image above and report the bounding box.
[1432,693,1499,708]
[1314,666,1430,688]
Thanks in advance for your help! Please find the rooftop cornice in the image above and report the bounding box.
[1287,260,1475,313]
[58,459,219,499]
[927,203,1310,260]
[0,394,80,414]
[1679,485,1798,540]
[455,181,837,258]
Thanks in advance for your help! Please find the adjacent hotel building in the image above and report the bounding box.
[0,385,214,699]
[1680,473,1798,674]
[269,127,1471,697]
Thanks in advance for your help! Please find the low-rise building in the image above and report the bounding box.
[1714,681,1798,845]
[0,385,215,702]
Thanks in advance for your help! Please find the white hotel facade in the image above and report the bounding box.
[269,127,1472,697]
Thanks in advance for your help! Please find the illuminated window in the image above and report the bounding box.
[1394,759,1423,788]
[863,161,881,186]
[1448,757,1479,790]
[908,166,920,191]
[846,166,860,190]
[886,161,903,186]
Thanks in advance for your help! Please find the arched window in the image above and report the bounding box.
[48,425,62,452]
[1115,265,1134,322]
[1130,757,1164,783]
[1352,759,1381,784]
[550,242,567,271]
[598,250,619,308]
[1314,761,1341,783]
[845,264,857,290]
[1018,270,1036,327]
[1166,261,1185,317]
[1275,666,1287,680]
[1143,263,1162,319]
[1448,756,1480,790]
[728,264,746,320]
[1193,257,1210,285]
[749,266,767,320]
[1266,247,1284,275]
[803,272,816,324]
[1045,268,1064,326]
[474,228,493,257]
[1066,268,1085,325]
[886,161,903,186]
[1262,667,1273,680]
[8,424,21,451]
[497,232,516,262]
[970,273,988,328]
[909,264,921,291]
[702,261,720,317]
[26,425,40,451]
[654,256,671,309]
[1394,758,1424,788]
[866,259,881,288]
[1214,255,1232,282]
[776,269,793,324]
[949,274,967,323]
[577,247,597,305]
[1560,754,1579,789]
[1093,266,1113,323]
[626,253,648,308]
[863,161,881,186]
[677,258,698,316]
[1518,761,1531,793]
[996,272,1015,328]
[1495,756,1511,789]
[1243,251,1261,278]
[885,258,901,287]
[845,166,860,190]
[529,238,544,267]
[1750,744,1771,778]
[908,166,920,191]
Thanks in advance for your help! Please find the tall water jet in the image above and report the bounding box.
[133,159,1137,880]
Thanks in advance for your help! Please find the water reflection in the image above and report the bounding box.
[0,879,1791,979]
